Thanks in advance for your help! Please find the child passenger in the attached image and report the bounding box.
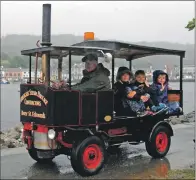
[152,70,181,114]
[113,67,146,116]
[125,70,166,116]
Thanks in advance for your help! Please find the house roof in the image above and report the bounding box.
[4,68,23,72]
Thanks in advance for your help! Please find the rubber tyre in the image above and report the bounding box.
[70,136,106,177]
[145,125,171,158]
[28,147,54,164]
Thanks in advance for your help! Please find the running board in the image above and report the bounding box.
[109,141,144,147]
[109,141,129,147]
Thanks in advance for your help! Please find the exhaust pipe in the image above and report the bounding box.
[41,4,52,85]
[41,4,52,47]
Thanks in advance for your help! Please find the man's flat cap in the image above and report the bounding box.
[82,53,98,62]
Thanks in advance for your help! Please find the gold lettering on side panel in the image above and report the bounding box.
[20,90,48,119]
[20,90,48,106]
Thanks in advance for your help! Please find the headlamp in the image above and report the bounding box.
[48,129,56,139]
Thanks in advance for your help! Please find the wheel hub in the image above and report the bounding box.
[156,132,168,153]
[89,152,96,160]
[83,144,103,170]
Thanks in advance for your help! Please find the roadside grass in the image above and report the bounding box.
[167,169,195,179]
[125,168,195,179]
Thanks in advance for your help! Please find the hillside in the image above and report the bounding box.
[1,34,194,69]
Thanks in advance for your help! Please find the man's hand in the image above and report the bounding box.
[127,91,136,98]
[140,95,149,102]
[59,80,67,87]
[51,80,68,89]
[51,82,60,89]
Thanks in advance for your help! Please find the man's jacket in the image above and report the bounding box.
[71,63,111,92]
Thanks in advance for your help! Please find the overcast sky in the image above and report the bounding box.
[1,1,195,44]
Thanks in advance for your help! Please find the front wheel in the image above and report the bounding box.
[145,125,171,158]
[71,136,106,176]
[28,147,54,164]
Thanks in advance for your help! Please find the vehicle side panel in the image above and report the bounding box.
[81,93,96,125]
[20,84,48,125]
[97,91,114,124]
[47,89,80,125]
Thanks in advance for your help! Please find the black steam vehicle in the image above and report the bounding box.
[20,4,185,177]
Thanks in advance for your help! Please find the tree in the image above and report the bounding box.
[185,18,195,31]
[9,56,29,68]
[0,52,10,61]
[1,60,11,68]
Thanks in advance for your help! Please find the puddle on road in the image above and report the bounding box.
[25,146,171,179]
[121,158,170,179]
[87,148,171,179]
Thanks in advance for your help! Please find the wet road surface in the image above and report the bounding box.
[1,123,195,179]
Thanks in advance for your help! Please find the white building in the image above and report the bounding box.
[22,69,41,79]
[0,70,5,78]
[183,65,195,74]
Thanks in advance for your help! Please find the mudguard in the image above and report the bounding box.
[149,121,174,142]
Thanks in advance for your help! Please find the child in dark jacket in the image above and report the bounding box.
[152,70,181,114]
[125,70,166,115]
[114,67,147,116]
[127,70,167,110]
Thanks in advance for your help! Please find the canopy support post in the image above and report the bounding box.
[29,55,32,84]
[180,55,183,110]
[180,56,183,91]
[127,56,132,71]
[58,57,63,81]
[129,61,132,71]
[112,53,115,89]
[69,50,72,88]
[46,53,50,86]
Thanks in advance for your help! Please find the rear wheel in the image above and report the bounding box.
[145,126,171,158]
[71,136,106,176]
[28,147,54,164]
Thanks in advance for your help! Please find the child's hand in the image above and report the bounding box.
[160,83,165,91]
[127,91,136,98]
[145,80,149,87]
[138,84,144,88]
[140,95,149,102]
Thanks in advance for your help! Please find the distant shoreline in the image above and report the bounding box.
[2,80,195,85]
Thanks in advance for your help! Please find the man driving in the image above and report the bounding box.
[53,53,111,92]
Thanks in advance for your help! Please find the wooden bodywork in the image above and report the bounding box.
[20,40,184,152]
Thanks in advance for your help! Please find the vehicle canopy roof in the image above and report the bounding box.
[21,46,113,59]
[21,40,185,60]
[72,40,185,60]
